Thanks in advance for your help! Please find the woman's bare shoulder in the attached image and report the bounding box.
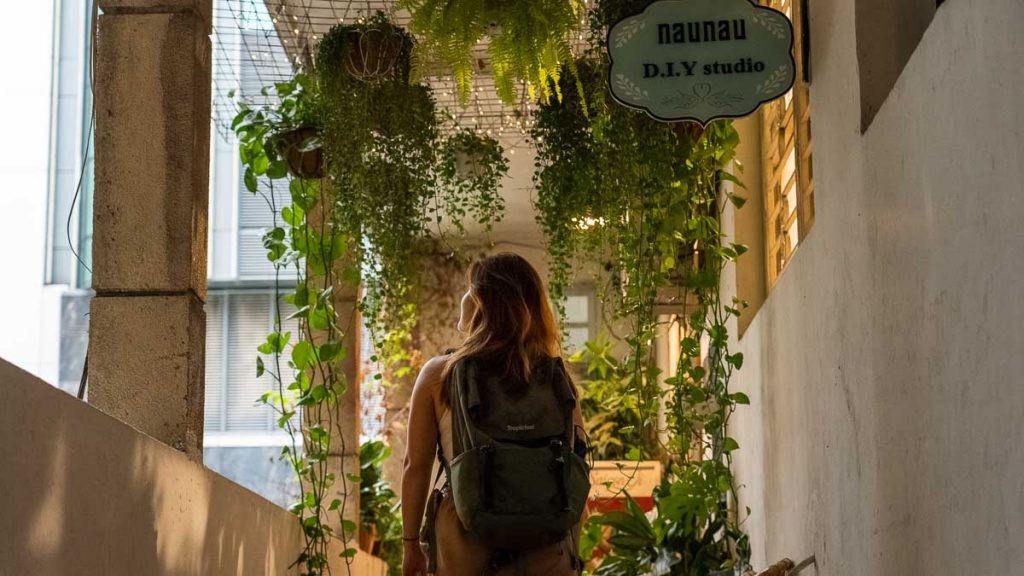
[415,354,451,388]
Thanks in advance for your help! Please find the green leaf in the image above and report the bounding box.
[277,411,295,428]
[251,152,269,176]
[291,340,314,370]
[722,437,740,453]
[310,384,328,403]
[275,81,294,96]
[318,340,346,363]
[266,160,289,179]
[244,168,258,193]
[341,547,357,558]
[256,356,264,377]
[730,392,751,405]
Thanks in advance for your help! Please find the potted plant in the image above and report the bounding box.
[359,440,403,574]
[586,486,750,575]
[276,126,322,179]
[318,11,413,83]
[232,72,324,181]
[434,129,509,236]
[400,0,583,104]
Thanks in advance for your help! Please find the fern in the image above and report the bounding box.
[400,0,583,106]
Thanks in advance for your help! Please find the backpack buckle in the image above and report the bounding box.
[549,439,565,463]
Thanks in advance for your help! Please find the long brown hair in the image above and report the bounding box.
[440,253,561,403]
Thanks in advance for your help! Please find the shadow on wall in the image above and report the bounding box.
[0,358,380,576]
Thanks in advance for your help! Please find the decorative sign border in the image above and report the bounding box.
[607,0,797,126]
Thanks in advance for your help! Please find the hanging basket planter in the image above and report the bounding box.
[276,127,323,179]
[319,13,414,85]
[454,148,486,180]
[342,27,407,82]
[444,130,505,182]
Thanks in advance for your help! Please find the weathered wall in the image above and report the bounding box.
[0,358,387,576]
[727,0,1024,573]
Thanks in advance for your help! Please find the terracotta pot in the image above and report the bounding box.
[344,29,406,81]
[358,524,379,553]
[277,127,323,179]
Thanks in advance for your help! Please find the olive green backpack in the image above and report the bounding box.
[441,355,590,551]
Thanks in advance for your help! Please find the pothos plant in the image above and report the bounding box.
[233,72,359,576]
[231,14,509,574]
[571,336,657,461]
[359,441,402,576]
[400,0,585,105]
[532,43,751,576]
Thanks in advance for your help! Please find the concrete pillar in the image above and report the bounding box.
[88,0,212,461]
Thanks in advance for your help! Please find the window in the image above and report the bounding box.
[563,290,596,355]
[760,0,815,287]
[236,176,291,279]
[46,0,94,288]
[204,290,299,445]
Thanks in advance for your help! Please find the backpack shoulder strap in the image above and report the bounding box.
[447,357,481,456]
[551,357,578,445]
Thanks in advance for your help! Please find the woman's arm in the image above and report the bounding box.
[401,357,444,553]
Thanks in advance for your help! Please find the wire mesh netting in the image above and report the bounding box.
[211,0,539,147]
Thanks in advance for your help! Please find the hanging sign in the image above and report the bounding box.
[607,0,796,125]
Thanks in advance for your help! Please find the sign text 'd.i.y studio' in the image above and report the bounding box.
[608,0,796,125]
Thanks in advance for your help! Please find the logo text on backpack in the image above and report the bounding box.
[505,424,536,432]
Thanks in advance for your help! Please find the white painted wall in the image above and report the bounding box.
[727,0,1024,574]
[0,0,61,384]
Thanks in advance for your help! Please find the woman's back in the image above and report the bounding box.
[402,254,589,576]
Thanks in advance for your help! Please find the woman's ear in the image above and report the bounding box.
[457,289,477,333]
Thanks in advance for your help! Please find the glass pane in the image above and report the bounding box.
[565,327,590,355]
[564,295,590,324]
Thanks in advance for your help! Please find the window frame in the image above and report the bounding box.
[759,0,815,288]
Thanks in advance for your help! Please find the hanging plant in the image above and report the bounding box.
[232,72,358,575]
[318,13,511,384]
[532,51,751,573]
[232,72,324,181]
[318,13,438,371]
[318,12,414,83]
[277,126,323,179]
[436,129,509,236]
[400,0,585,105]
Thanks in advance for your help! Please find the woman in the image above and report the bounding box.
[401,253,585,576]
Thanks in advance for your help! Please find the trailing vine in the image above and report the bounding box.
[231,14,508,574]
[318,13,509,387]
[531,7,752,568]
[233,72,359,575]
